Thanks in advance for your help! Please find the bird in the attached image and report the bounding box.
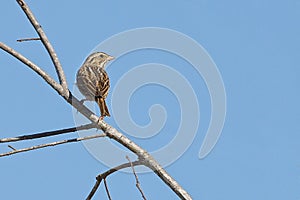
[76,52,114,119]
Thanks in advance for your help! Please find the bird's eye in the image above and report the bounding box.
[100,54,104,58]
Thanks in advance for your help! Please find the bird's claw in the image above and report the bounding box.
[97,116,104,124]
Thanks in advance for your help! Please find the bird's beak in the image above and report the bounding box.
[107,55,114,61]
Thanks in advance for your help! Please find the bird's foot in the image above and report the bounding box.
[97,116,104,124]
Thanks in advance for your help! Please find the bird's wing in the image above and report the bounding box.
[82,77,97,97]
[96,70,110,99]
[76,67,97,99]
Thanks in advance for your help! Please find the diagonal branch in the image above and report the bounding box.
[0,133,106,157]
[0,123,96,143]
[16,0,69,96]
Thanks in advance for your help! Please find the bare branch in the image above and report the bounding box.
[0,42,64,95]
[16,0,69,95]
[126,156,147,200]
[86,160,143,200]
[0,123,96,143]
[1,1,193,198]
[103,179,112,200]
[0,133,106,157]
[17,37,40,42]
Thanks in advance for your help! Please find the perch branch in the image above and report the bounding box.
[0,133,106,157]
[0,123,96,143]
[16,0,69,95]
[86,160,143,200]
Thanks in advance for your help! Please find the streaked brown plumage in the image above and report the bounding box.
[76,52,114,118]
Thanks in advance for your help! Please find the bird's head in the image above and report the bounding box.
[84,52,114,68]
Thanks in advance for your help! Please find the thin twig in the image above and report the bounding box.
[8,145,17,151]
[103,179,112,200]
[17,37,40,42]
[87,178,101,200]
[126,156,147,200]
[0,123,96,143]
[0,133,106,157]
[16,0,69,95]
[86,160,143,200]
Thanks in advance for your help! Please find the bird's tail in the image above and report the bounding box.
[96,97,110,117]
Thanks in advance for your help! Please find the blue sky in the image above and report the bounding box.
[1,0,299,199]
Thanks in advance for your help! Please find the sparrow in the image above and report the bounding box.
[76,52,114,119]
